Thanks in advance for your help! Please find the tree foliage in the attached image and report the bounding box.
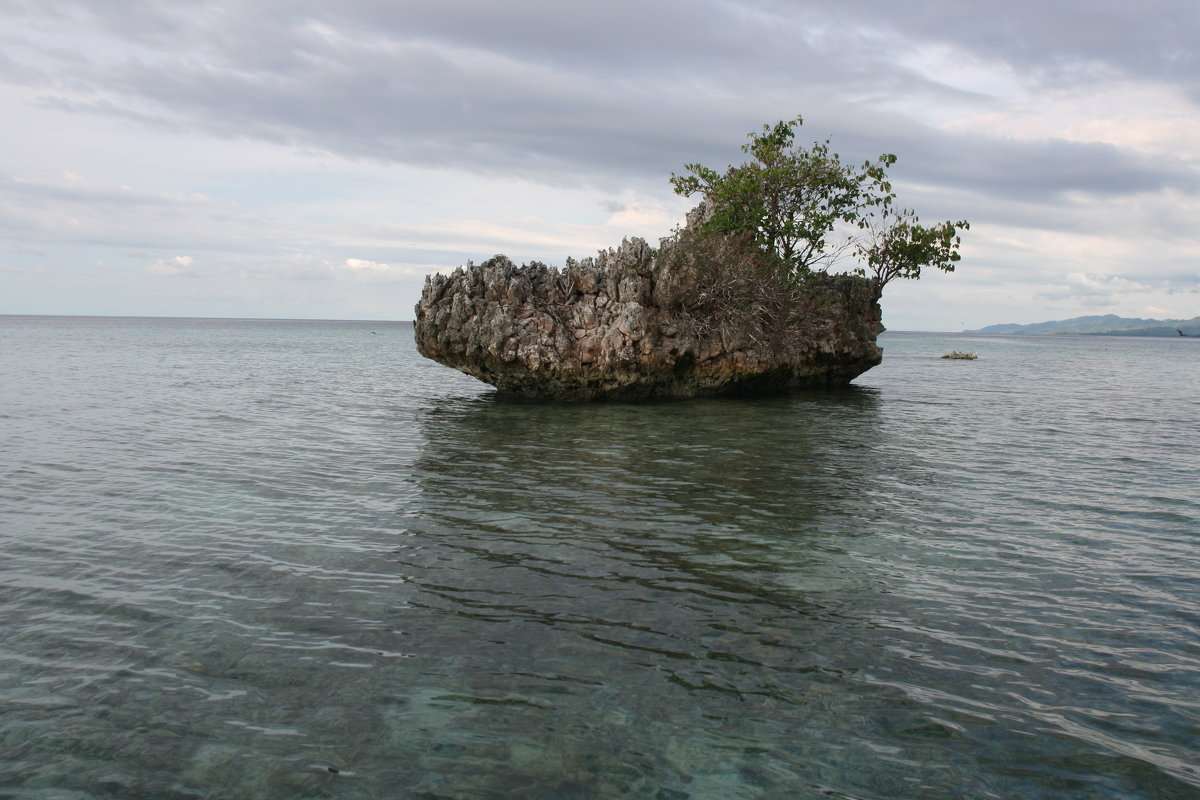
[670,116,968,298]
[853,207,968,293]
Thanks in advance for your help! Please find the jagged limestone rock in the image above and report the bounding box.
[414,236,884,400]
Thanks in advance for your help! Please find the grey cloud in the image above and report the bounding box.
[808,0,1200,95]
[899,132,1197,199]
[1032,272,1161,304]
[0,1,899,185]
[0,174,277,253]
[4,0,1198,226]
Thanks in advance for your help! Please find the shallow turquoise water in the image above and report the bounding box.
[1,316,1198,798]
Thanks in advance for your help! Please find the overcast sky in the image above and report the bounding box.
[2,0,1197,329]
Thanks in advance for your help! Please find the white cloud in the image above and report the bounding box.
[602,200,686,240]
[344,257,390,272]
[146,255,195,276]
[943,79,1200,165]
[1066,272,1154,296]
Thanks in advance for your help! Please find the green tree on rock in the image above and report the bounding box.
[670,116,968,299]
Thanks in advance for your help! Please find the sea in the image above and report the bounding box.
[1,314,1197,800]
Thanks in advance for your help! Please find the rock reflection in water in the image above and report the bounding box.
[385,390,895,797]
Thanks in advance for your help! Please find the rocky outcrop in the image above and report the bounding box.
[414,236,884,400]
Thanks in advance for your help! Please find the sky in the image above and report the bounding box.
[1,1,1198,330]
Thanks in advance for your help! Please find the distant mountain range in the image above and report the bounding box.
[969,314,1199,337]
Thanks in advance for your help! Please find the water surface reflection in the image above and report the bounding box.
[388,390,913,797]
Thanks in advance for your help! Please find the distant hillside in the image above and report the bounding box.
[970,314,1199,337]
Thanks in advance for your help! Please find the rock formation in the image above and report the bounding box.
[414,226,884,401]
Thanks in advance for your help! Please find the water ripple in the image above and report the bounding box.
[1,320,1197,798]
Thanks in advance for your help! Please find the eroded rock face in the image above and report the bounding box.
[414,237,884,400]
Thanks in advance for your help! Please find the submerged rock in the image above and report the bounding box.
[414,234,884,401]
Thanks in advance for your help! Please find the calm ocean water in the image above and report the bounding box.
[1,315,1198,799]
